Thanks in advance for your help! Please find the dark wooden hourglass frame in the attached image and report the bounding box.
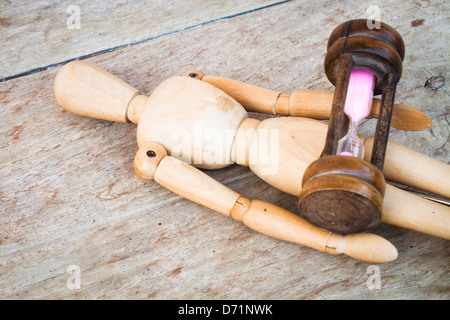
[298,19,405,235]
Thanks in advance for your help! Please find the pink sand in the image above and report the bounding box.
[344,69,375,123]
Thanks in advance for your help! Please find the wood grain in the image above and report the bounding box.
[1,0,449,299]
[0,0,285,79]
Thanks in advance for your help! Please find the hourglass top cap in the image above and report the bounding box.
[324,19,405,95]
[327,19,405,60]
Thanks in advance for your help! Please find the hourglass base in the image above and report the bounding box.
[298,156,386,235]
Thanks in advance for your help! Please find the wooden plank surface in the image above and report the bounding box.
[1,0,449,299]
[0,0,285,80]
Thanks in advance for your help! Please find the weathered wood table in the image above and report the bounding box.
[1,0,449,299]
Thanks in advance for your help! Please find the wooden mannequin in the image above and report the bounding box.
[53,60,450,263]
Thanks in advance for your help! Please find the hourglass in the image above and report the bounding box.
[298,19,405,235]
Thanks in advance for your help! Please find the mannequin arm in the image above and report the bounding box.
[184,71,432,132]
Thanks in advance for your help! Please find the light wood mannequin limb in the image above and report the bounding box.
[184,71,432,131]
[364,137,450,199]
[383,185,450,239]
[155,156,241,216]
[231,197,397,263]
[135,143,240,216]
[134,142,398,263]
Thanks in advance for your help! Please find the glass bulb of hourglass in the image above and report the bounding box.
[337,121,364,158]
[336,69,375,158]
